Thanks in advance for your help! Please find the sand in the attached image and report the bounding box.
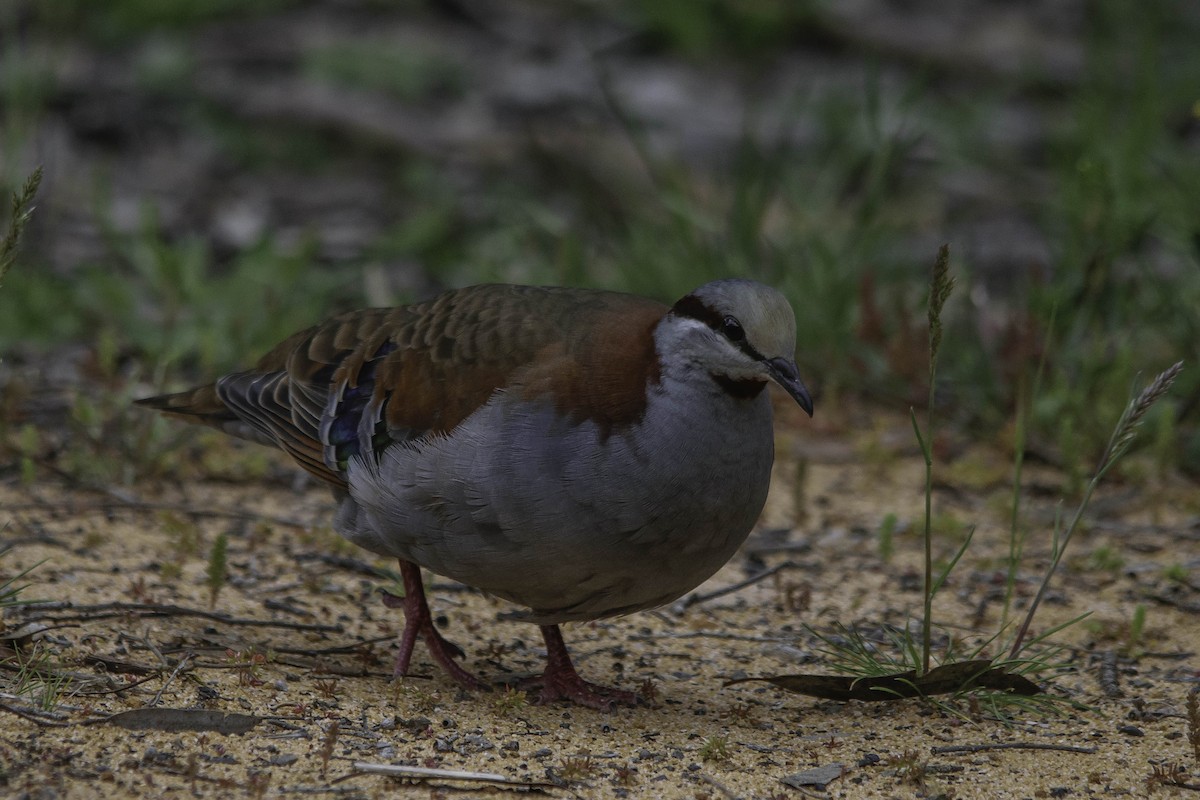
[1,407,1197,798]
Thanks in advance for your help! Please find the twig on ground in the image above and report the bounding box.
[698,773,741,799]
[931,743,1097,755]
[72,674,163,696]
[628,631,794,642]
[150,652,193,707]
[0,701,72,727]
[671,562,799,613]
[79,655,162,676]
[1098,650,1121,697]
[350,761,554,788]
[14,602,342,633]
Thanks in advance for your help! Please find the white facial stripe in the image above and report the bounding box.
[672,317,711,335]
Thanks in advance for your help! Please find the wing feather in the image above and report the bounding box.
[136,284,668,487]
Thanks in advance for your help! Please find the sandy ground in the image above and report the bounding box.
[1,408,1198,799]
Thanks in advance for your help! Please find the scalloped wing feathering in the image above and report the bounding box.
[136,285,667,487]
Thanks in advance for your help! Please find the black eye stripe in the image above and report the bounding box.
[671,294,765,361]
[733,337,764,361]
[671,294,723,328]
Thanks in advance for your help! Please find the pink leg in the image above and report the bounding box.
[382,560,487,691]
[519,624,639,711]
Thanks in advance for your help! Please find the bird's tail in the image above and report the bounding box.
[135,384,242,433]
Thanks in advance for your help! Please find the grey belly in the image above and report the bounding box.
[339,396,774,622]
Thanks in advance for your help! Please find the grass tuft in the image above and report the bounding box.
[699,735,731,762]
[807,246,1182,716]
[0,552,44,611]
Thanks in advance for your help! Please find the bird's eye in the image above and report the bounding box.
[721,316,745,342]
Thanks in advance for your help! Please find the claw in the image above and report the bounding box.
[387,561,488,691]
[515,625,640,711]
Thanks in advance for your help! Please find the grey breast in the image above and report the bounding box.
[338,370,776,622]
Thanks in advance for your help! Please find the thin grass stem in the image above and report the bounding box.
[1008,362,1183,658]
[920,244,954,674]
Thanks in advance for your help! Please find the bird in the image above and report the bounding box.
[137,279,813,709]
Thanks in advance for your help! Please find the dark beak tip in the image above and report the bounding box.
[765,357,814,418]
[796,389,815,418]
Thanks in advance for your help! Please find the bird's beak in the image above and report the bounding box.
[765,357,814,417]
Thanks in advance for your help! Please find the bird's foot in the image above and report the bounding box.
[517,624,640,711]
[418,629,488,692]
[517,670,640,711]
[382,567,489,692]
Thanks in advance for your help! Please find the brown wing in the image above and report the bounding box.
[136,284,668,487]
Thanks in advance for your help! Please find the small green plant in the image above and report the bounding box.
[35,664,72,712]
[0,553,44,611]
[224,647,267,687]
[9,643,70,711]
[393,680,438,713]
[489,684,528,717]
[1125,604,1147,654]
[206,532,229,608]
[1085,545,1125,573]
[698,735,731,762]
[1163,563,1189,583]
[890,749,927,790]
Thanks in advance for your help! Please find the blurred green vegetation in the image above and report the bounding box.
[26,0,307,43]
[304,41,466,103]
[1,0,1198,481]
[628,0,824,57]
